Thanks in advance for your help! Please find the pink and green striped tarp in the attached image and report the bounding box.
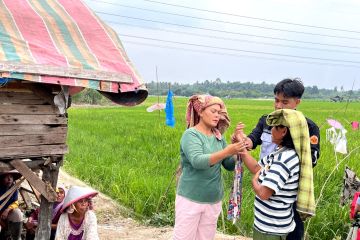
[0,0,147,105]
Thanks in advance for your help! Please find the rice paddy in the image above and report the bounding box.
[64,97,360,239]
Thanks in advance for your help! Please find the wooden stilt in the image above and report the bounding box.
[35,157,62,240]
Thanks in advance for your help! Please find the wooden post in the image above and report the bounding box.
[35,157,62,240]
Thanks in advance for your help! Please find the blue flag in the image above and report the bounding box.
[165,90,175,127]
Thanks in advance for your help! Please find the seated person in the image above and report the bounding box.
[55,186,99,240]
[0,170,23,240]
[25,185,66,240]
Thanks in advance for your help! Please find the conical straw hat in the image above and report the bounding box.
[61,186,98,212]
[0,169,22,181]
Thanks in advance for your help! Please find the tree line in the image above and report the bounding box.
[71,78,360,104]
[146,78,359,100]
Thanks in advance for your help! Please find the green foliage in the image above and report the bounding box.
[71,89,111,105]
[64,97,360,239]
[145,80,360,100]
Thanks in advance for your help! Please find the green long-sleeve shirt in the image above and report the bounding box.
[177,127,235,203]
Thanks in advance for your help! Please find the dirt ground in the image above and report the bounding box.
[58,170,251,240]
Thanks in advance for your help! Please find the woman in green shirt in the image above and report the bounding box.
[173,95,245,240]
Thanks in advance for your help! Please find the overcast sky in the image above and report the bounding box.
[84,0,360,90]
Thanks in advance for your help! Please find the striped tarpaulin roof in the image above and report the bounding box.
[0,0,147,105]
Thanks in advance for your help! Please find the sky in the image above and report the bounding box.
[84,0,360,90]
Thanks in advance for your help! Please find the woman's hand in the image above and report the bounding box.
[209,142,246,166]
[225,141,246,156]
[234,122,246,141]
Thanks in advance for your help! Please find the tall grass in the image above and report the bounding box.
[64,97,360,239]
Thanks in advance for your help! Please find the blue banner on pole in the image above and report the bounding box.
[165,90,175,127]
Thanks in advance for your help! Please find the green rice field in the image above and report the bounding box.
[64,97,360,239]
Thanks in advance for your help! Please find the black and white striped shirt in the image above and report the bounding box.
[254,147,300,235]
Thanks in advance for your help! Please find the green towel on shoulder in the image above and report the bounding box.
[267,109,315,220]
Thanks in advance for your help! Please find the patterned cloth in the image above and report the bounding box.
[227,155,243,223]
[185,95,230,140]
[266,109,315,220]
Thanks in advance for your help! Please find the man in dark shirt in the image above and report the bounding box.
[245,78,320,240]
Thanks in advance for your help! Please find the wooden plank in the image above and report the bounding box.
[0,91,40,100]
[0,98,48,105]
[0,134,67,147]
[0,105,60,114]
[0,144,68,159]
[19,187,33,210]
[0,114,67,125]
[0,91,48,105]
[10,159,57,202]
[0,125,67,136]
[22,83,54,105]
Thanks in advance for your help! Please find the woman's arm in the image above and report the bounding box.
[182,130,245,169]
[252,170,274,200]
[239,151,261,174]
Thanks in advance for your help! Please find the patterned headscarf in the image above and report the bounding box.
[186,95,230,140]
[266,109,315,220]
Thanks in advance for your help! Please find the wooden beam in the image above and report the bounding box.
[0,159,48,172]
[0,125,67,136]
[0,105,60,115]
[0,133,67,147]
[0,114,67,125]
[10,159,57,202]
[1,62,133,83]
[0,144,67,159]
[0,98,48,105]
[35,156,61,240]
